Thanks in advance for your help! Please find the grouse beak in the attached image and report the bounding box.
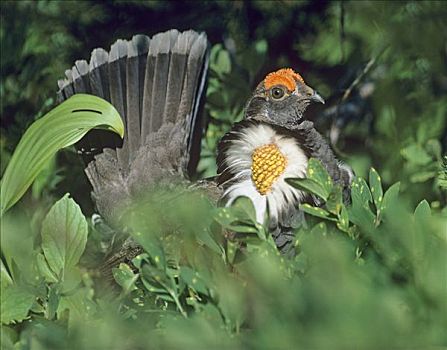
[310,90,325,104]
[302,84,325,104]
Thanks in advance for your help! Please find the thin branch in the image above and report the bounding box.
[341,46,389,103]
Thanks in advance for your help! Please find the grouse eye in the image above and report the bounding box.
[271,87,285,100]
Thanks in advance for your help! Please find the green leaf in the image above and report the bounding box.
[1,285,34,324]
[232,196,257,224]
[210,44,231,76]
[287,158,333,201]
[41,194,88,279]
[180,266,209,296]
[0,325,17,349]
[300,204,336,221]
[381,182,400,214]
[414,200,431,220]
[112,263,139,294]
[310,222,328,236]
[0,94,124,215]
[36,253,58,283]
[401,144,432,165]
[0,260,13,288]
[57,287,96,330]
[46,284,60,320]
[369,168,383,211]
[141,278,167,294]
[214,199,262,235]
[196,228,223,255]
[132,232,166,270]
[226,240,238,265]
[141,264,170,288]
[410,170,437,183]
[326,185,343,215]
[308,158,333,196]
[348,177,375,230]
[336,204,350,232]
[351,177,373,204]
[286,178,329,201]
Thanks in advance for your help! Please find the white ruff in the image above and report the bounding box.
[222,123,308,224]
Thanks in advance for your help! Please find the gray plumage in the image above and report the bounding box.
[56,29,209,226]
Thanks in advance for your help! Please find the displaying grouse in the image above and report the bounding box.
[217,68,353,253]
[56,30,352,257]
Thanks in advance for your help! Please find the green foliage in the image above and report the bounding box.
[0,94,124,215]
[1,286,35,325]
[41,194,88,280]
[1,174,446,348]
[1,1,446,349]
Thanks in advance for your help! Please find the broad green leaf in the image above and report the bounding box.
[232,196,257,224]
[369,168,383,211]
[141,278,168,294]
[307,158,333,197]
[414,200,431,220]
[300,204,336,221]
[196,228,223,255]
[348,177,375,231]
[0,260,13,288]
[41,194,88,279]
[336,204,350,233]
[112,263,139,294]
[210,44,231,76]
[57,287,96,330]
[36,253,58,283]
[214,201,261,235]
[410,170,437,183]
[286,178,329,201]
[0,325,17,349]
[287,159,333,201]
[141,264,170,288]
[401,144,432,166]
[180,266,209,296]
[351,177,373,204]
[310,222,328,236]
[46,284,60,320]
[326,185,343,215]
[156,294,176,303]
[132,232,166,270]
[226,224,259,234]
[1,285,34,324]
[226,240,238,265]
[1,214,35,282]
[0,94,124,215]
[381,182,400,214]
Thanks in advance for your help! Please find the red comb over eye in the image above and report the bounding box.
[264,68,305,92]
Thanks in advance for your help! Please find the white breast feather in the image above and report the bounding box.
[223,123,308,225]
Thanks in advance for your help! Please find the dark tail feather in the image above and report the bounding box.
[56,29,209,222]
[108,39,129,171]
[147,30,176,137]
[126,35,150,159]
[180,32,208,173]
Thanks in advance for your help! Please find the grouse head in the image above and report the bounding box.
[245,68,324,128]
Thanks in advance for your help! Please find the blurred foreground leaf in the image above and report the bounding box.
[1,285,34,325]
[41,194,88,280]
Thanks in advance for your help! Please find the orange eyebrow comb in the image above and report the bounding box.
[264,68,304,91]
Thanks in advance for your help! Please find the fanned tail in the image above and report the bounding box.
[57,29,209,223]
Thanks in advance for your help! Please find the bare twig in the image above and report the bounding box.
[330,45,389,152]
[341,45,389,103]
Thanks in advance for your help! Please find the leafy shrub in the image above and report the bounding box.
[1,1,446,349]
